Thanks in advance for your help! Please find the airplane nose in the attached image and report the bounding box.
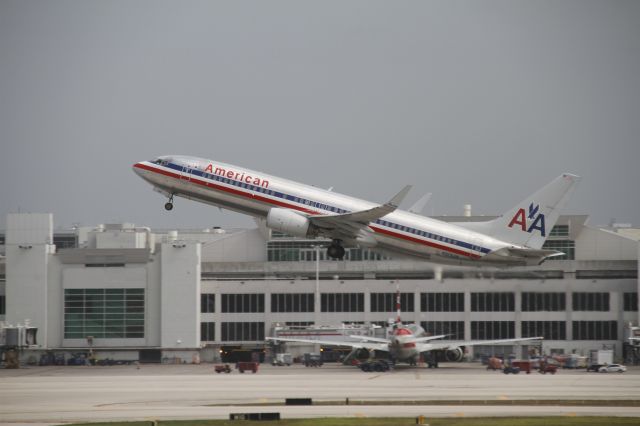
[132,162,144,177]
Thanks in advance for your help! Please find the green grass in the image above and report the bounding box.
[62,417,640,426]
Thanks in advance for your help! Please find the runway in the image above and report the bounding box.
[1,363,639,424]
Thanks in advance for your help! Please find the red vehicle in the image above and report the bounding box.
[539,362,558,374]
[214,364,232,374]
[236,361,259,373]
[511,360,532,374]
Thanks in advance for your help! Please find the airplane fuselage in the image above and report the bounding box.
[133,155,547,266]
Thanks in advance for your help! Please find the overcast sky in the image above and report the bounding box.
[1,1,639,231]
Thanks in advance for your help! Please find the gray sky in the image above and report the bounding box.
[1,0,639,231]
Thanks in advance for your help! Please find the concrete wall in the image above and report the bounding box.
[200,229,266,262]
[160,241,201,349]
[576,226,638,261]
[5,214,53,347]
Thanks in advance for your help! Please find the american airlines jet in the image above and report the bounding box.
[268,289,542,366]
[133,155,579,267]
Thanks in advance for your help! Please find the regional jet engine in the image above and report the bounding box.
[445,347,464,362]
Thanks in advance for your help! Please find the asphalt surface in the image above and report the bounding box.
[1,363,639,424]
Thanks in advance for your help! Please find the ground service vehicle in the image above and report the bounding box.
[214,364,232,374]
[236,362,259,373]
[599,364,627,373]
[358,359,393,372]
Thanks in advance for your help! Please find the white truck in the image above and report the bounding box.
[587,349,614,371]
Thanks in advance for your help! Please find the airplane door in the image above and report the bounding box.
[181,165,192,182]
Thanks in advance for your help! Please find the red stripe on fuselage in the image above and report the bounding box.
[134,162,481,260]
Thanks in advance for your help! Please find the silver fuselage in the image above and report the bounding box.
[133,155,520,266]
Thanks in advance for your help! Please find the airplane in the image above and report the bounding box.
[267,290,543,366]
[132,155,580,267]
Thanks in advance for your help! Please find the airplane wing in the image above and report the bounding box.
[348,335,391,344]
[410,335,450,343]
[308,185,412,238]
[267,337,389,352]
[416,336,543,352]
[408,192,432,215]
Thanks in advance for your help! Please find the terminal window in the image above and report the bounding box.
[521,292,566,311]
[0,295,5,315]
[421,292,464,312]
[549,225,570,237]
[572,321,617,340]
[471,292,515,312]
[221,294,264,313]
[201,322,215,342]
[420,321,464,340]
[624,292,639,311]
[471,321,515,340]
[201,294,215,313]
[64,288,144,339]
[370,292,414,313]
[541,240,575,260]
[321,293,364,312]
[221,322,264,341]
[522,321,566,340]
[271,293,314,313]
[572,292,609,311]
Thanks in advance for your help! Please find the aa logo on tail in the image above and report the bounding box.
[507,203,546,236]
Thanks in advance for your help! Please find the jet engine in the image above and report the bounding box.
[266,208,316,238]
[445,347,464,362]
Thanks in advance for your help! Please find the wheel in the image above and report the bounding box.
[327,243,345,259]
[164,202,174,211]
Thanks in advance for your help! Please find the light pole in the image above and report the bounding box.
[313,244,321,326]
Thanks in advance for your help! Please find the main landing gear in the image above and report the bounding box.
[164,194,174,211]
[327,240,345,260]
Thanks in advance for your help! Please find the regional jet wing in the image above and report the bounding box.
[416,336,543,352]
[349,334,449,344]
[267,337,389,352]
[308,185,412,237]
[348,335,391,344]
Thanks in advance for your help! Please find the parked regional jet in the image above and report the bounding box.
[267,291,542,365]
[133,155,579,267]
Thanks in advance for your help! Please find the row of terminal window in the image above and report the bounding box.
[200,292,639,314]
[199,320,618,342]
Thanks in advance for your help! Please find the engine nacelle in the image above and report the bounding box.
[266,208,313,238]
[445,347,464,362]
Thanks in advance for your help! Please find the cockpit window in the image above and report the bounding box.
[153,159,162,165]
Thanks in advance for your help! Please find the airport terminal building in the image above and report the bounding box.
[1,212,638,364]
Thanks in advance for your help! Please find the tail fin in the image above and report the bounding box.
[459,174,581,249]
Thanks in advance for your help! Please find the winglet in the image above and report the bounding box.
[409,192,432,214]
[388,185,412,209]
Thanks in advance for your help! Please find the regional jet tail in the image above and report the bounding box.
[132,155,580,267]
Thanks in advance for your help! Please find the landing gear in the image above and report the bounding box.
[327,240,345,259]
[164,194,174,211]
